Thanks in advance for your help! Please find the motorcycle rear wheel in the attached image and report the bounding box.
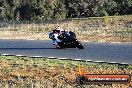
[75,40,84,49]
[77,43,84,49]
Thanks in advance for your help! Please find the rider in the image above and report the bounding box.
[50,26,63,48]
[49,25,76,48]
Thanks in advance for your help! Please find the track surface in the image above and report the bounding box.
[0,39,132,64]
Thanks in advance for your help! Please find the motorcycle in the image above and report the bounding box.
[49,31,84,49]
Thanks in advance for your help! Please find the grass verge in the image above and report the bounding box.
[0,16,132,42]
[0,56,131,88]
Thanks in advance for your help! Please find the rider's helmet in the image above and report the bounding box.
[53,26,61,34]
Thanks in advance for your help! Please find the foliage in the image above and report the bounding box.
[0,0,131,21]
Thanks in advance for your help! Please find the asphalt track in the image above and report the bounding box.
[0,39,132,64]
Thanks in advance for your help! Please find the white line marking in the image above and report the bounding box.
[86,60,92,62]
[108,62,118,64]
[120,63,129,65]
[48,57,56,59]
[59,58,68,60]
[30,56,42,58]
[74,59,83,61]
[16,55,24,57]
[94,61,105,63]
[2,54,10,56]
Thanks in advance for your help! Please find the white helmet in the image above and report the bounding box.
[55,26,60,30]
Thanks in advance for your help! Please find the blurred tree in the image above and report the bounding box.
[2,0,15,20]
[114,0,132,15]
[53,0,66,19]
[0,0,131,21]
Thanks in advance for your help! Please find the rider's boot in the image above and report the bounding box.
[52,41,56,45]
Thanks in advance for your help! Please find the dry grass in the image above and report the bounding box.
[0,56,131,88]
[0,16,132,42]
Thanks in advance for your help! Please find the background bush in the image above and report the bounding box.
[0,0,131,21]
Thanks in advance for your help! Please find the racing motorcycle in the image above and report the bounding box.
[49,31,84,49]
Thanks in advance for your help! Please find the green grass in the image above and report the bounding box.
[0,56,131,88]
[0,56,131,71]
